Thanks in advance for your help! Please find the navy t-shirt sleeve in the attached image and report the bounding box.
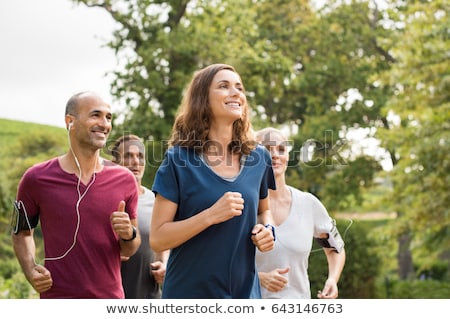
[152,148,179,204]
[258,146,276,199]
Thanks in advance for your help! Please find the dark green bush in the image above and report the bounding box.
[381,279,450,298]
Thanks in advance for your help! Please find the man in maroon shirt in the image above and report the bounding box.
[11,91,140,298]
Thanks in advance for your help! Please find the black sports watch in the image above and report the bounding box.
[121,225,137,241]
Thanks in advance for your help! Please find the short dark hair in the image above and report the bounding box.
[65,91,90,116]
[111,134,144,163]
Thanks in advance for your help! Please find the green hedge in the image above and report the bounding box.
[378,278,450,299]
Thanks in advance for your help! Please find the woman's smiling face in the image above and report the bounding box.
[208,69,246,123]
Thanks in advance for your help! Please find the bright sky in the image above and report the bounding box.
[0,0,117,128]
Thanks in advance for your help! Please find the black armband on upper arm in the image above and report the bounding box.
[11,200,39,234]
[314,219,345,253]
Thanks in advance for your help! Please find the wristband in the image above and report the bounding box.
[265,224,276,241]
[121,225,137,241]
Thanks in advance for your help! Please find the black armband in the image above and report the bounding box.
[314,219,344,253]
[11,200,39,234]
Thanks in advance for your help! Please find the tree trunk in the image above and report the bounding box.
[397,230,414,279]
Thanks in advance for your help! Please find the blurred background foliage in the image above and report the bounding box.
[1,0,448,298]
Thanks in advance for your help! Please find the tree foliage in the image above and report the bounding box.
[0,0,448,298]
[2,0,449,295]
[0,121,66,298]
[376,0,450,273]
[41,0,448,291]
[73,0,395,208]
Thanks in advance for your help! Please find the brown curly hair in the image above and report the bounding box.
[169,64,256,155]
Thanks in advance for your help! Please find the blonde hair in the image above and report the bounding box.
[255,127,288,144]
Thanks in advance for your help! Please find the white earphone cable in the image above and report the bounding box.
[44,128,98,261]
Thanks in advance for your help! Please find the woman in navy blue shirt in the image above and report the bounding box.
[150,64,276,298]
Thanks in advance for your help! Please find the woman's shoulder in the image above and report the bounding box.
[289,186,321,202]
[249,144,271,161]
[163,145,200,166]
[165,145,191,156]
[253,144,269,155]
[289,186,330,217]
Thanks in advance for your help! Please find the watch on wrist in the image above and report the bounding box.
[265,224,276,241]
[121,225,137,241]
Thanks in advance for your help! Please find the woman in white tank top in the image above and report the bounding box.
[255,127,346,299]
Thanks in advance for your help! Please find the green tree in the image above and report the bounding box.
[377,0,450,279]
[0,125,66,298]
[252,0,394,209]
[74,0,256,141]
[75,0,266,180]
[73,0,450,284]
[74,1,393,201]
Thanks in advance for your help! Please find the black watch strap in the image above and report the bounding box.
[121,225,137,241]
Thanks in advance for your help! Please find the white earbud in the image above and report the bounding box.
[68,122,73,130]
